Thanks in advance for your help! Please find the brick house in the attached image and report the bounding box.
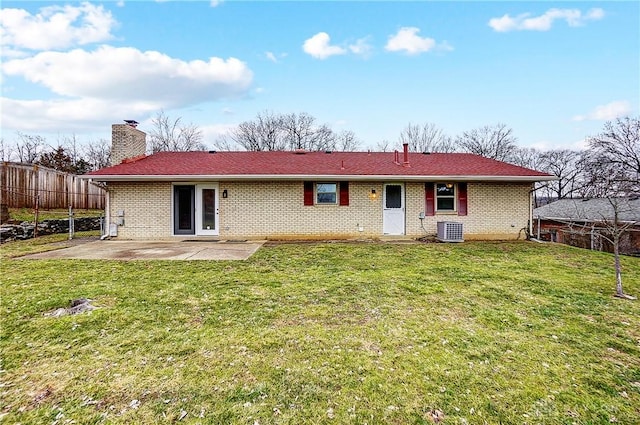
[84,123,554,240]
[533,198,640,255]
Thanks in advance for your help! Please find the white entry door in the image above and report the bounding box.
[195,184,219,236]
[383,183,405,235]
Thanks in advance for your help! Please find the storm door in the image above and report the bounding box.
[173,185,195,235]
[195,184,219,236]
[382,183,405,235]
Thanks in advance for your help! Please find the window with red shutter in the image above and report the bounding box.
[303,181,314,206]
[457,182,468,216]
[339,182,349,206]
[425,183,435,216]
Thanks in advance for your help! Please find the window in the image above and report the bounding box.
[316,183,337,204]
[426,182,467,216]
[436,183,455,211]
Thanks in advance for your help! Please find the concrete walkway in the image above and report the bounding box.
[19,240,265,261]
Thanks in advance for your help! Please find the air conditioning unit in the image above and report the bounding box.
[437,221,463,242]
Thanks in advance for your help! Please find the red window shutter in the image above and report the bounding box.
[425,183,435,216]
[458,182,468,216]
[303,181,314,206]
[339,182,349,206]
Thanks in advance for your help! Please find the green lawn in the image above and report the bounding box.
[7,208,103,222]
[1,241,639,424]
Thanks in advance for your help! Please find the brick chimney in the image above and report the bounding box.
[110,121,147,166]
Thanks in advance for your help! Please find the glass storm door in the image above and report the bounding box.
[173,185,195,235]
[195,184,219,236]
[382,183,405,235]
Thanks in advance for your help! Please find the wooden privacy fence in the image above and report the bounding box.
[1,162,105,210]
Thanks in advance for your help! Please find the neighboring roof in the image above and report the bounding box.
[86,151,554,182]
[534,198,640,223]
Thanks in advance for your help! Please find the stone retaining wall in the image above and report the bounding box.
[0,217,103,243]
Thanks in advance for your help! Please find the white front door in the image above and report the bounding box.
[383,183,405,235]
[195,184,219,236]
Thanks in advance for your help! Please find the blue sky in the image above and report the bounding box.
[1,1,638,151]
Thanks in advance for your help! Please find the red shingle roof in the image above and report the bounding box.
[86,151,553,181]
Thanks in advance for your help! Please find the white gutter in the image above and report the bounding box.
[534,216,639,225]
[83,174,557,183]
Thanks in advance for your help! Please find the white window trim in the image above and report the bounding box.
[436,183,457,213]
[316,182,338,205]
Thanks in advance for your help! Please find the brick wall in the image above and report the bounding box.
[106,180,532,240]
[220,181,382,239]
[408,182,532,240]
[111,124,147,166]
[108,181,172,239]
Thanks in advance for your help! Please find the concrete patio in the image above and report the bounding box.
[18,239,265,260]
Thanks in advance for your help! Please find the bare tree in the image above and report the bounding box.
[587,116,639,194]
[375,139,391,152]
[83,139,111,170]
[14,132,46,163]
[575,117,640,299]
[455,123,518,161]
[398,122,456,153]
[508,147,548,206]
[149,110,205,153]
[509,147,543,169]
[282,112,317,150]
[0,138,13,161]
[215,111,360,152]
[216,111,286,151]
[539,149,583,200]
[335,130,361,151]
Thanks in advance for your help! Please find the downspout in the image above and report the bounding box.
[528,184,534,238]
[100,185,110,240]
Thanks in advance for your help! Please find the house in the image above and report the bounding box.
[84,123,554,240]
[533,198,640,255]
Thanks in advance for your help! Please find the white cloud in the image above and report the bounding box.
[200,123,236,143]
[348,37,373,57]
[529,138,589,151]
[0,96,160,132]
[222,107,234,115]
[303,32,346,59]
[265,51,288,63]
[0,2,117,52]
[210,0,223,7]
[572,101,632,122]
[3,46,253,103]
[385,27,437,55]
[1,46,253,132]
[489,8,605,32]
[265,51,278,62]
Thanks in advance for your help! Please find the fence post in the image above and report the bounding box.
[34,195,40,238]
[0,162,8,223]
[69,206,74,240]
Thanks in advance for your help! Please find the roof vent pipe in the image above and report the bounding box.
[394,150,400,165]
[403,143,410,167]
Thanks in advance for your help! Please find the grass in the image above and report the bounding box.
[1,240,639,424]
[7,208,103,222]
[0,231,101,260]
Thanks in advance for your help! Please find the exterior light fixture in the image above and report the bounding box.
[369,189,377,200]
[222,189,228,198]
